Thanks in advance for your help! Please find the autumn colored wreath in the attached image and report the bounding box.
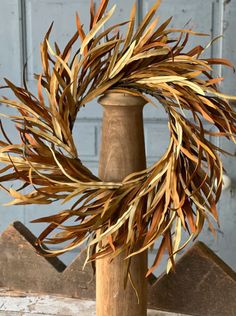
[1,0,236,275]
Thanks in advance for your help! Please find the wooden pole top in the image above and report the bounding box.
[98,92,147,107]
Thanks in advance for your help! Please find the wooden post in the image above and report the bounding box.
[97,92,148,316]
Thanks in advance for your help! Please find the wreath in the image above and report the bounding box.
[1,0,236,276]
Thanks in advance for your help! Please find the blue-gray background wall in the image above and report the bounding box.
[0,0,236,275]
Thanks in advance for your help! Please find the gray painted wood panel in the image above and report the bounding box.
[0,1,22,86]
[0,0,24,231]
[25,0,91,80]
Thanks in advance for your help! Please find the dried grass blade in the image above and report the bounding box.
[81,5,116,55]
[109,41,136,79]
[133,0,161,41]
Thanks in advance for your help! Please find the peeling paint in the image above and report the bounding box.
[0,294,191,316]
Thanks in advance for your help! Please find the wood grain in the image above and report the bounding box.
[96,92,148,316]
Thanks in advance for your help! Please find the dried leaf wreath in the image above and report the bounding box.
[1,0,236,276]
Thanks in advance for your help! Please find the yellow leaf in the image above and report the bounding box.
[127,48,170,64]
[137,76,187,84]
[166,217,182,273]
[80,5,116,54]
[109,41,136,79]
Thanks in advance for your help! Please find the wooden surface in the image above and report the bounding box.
[0,222,95,300]
[0,292,95,316]
[1,225,235,315]
[149,242,236,316]
[0,291,190,316]
[96,92,148,316]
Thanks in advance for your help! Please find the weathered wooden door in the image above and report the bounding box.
[0,0,235,272]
